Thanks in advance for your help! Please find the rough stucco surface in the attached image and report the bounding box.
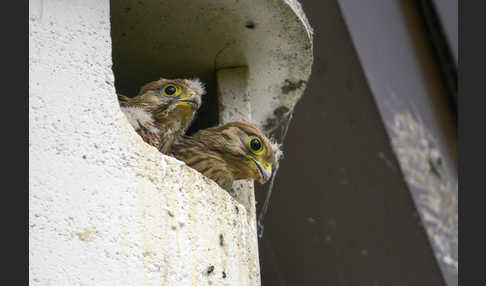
[388,112,458,273]
[110,0,313,135]
[29,0,260,285]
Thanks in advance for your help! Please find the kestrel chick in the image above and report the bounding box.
[170,120,278,191]
[119,78,205,153]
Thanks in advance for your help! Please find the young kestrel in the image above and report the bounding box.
[118,78,205,154]
[170,120,278,191]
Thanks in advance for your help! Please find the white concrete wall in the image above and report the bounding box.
[29,0,260,285]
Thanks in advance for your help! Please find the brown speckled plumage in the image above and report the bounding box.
[119,78,205,154]
[170,120,277,191]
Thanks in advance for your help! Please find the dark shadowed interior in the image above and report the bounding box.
[255,0,456,285]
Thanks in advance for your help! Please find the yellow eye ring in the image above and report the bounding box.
[163,84,181,97]
[248,136,264,155]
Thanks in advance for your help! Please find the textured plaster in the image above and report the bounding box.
[388,112,458,273]
[217,67,261,285]
[30,0,312,285]
[29,0,260,285]
[111,0,313,134]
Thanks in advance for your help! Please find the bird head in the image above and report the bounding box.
[133,78,204,115]
[204,120,277,184]
[118,78,206,153]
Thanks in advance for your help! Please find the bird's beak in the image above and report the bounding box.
[253,158,273,184]
[177,91,201,109]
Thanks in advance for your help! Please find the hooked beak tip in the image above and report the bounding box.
[178,95,201,109]
[255,160,272,184]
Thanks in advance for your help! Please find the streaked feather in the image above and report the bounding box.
[118,78,204,153]
[170,120,277,191]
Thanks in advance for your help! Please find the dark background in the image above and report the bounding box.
[255,0,457,285]
[109,0,457,284]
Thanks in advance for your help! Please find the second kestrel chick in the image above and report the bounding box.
[170,120,278,191]
[119,78,205,154]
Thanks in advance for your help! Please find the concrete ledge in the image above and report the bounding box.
[30,0,314,285]
[31,111,261,285]
[29,0,259,284]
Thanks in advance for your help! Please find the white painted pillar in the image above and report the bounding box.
[217,67,261,284]
[30,0,312,284]
[29,1,261,285]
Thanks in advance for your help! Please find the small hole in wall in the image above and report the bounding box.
[109,1,220,137]
[219,234,224,246]
[206,265,215,275]
[245,21,256,29]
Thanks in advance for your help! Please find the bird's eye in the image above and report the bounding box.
[248,136,264,155]
[163,84,180,97]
